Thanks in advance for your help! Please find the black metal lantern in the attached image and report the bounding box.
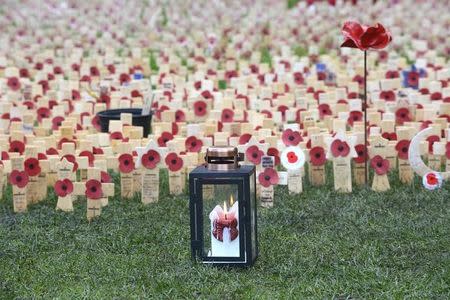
[189,146,258,266]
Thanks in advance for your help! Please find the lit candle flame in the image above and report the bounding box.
[223,201,227,219]
[230,194,234,206]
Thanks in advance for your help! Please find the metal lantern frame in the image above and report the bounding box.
[189,147,258,267]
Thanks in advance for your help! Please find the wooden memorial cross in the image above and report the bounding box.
[396,127,414,184]
[10,157,27,213]
[326,120,356,193]
[55,158,76,212]
[117,142,135,199]
[72,167,114,221]
[308,131,327,186]
[24,145,49,204]
[368,135,390,192]
[135,140,166,204]
[93,159,110,207]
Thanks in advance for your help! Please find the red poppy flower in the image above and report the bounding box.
[54,179,73,197]
[395,139,410,160]
[61,154,78,172]
[38,80,49,93]
[352,74,364,86]
[221,109,234,123]
[106,64,115,74]
[341,21,392,51]
[318,103,332,119]
[309,146,326,166]
[239,134,252,145]
[379,90,396,102]
[331,139,350,157]
[110,131,129,142]
[91,115,101,131]
[430,92,442,101]
[370,155,390,175]
[36,107,51,123]
[9,140,25,154]
[24,157,41,176]
[157,131,174,147]
[425,172,439,187]
[261,110,273,118]
[381,132,397,141]
[282,129,302,146]
[426,135,440,154]
[347,92,358,99]
[19,68,29,78]
[93,147,104,155]
[1,151,9,160]
[52,116,65,130]
[385,70,399,79]
[353,144,368,163]
[37,153,47,160]
[101,171,112,183]
[119,73,131,85]
[246,145,264,165]
[201,90,213,100]
[347,111,363,126]
[9,170,29,188]
[175,110,186,122]
[141,150,161,169]
[53,66,63,75]
[185,136,203,153]
[85,179,103,199]
[46,147,59,155]
[194,100,207,117]
[23,101,34,110]
[80,75,91,83]
[267,148,280,166]
[258,168,279,187]
[57,137,76,150]
[90,66,100,77]
[395,107,411,125]
[407,71,419,88]
[79,150,95,167]
[419,88,429,95]
[7,77,21,91]
[71,63,80,72]
[35,62,43,70]
[118,153,135,173]
[293,72,304,85]
[99,93,110,106]
[165,152,183,172]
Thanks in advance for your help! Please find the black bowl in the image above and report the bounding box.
[97,108,152,137]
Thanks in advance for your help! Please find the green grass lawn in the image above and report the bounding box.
[1,171,449,299]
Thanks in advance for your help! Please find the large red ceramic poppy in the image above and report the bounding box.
[341,21,392,51]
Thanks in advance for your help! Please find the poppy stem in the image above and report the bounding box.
[364,50,368,187]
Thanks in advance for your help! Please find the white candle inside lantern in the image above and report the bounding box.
[209,195,240,257]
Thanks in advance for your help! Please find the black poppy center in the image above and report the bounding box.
[377,162,383,168]
[124,160,129,166]
[338,145,344,152]
[198,107,203,111]
[191,142,197,147]
[358,150,364,157]
[171,159,177,165]
[90,186,97,193]
[264,175,270,181]
[315,153,321,158]
[288,135,295,141]
[252,153,258,158]
[149,156,154,161]
[14,147,19,152]
[402,147,407,153]
[29,164,34,169]
[62,185,67,191]
[17,176,22,182]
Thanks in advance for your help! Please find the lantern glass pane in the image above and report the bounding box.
[202,183,240,257]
